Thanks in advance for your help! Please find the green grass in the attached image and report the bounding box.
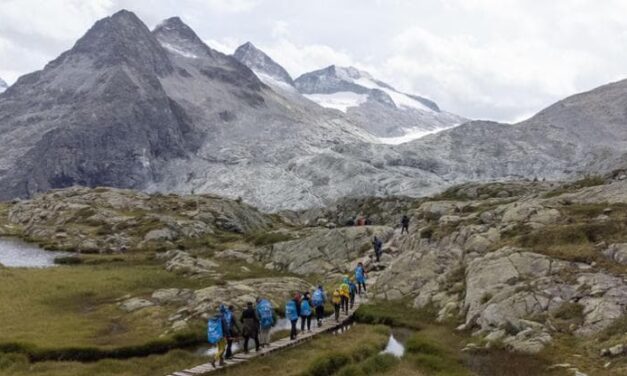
[0,349,207,376]
[0,262,211,350]
[354,301,437,330]
[244,232,293,246]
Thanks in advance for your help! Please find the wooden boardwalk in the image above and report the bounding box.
[167,297,366,376]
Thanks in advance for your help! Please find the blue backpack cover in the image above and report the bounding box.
[285,300,299,321]
[312,289,324,307]
[300,299,312,316]
[355,266,365,283]
[223,310,233,331]
[257,299,275,329]
[207,315,224,344]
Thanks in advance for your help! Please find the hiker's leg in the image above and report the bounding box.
[306,316,311,331]
[243,336,250,352]
[254,334,260,351]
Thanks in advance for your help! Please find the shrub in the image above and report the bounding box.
[54,256,83,265]
[304,353,351,376]
[405,336,445,356]
[553,302,584,321]
[359,353,399,375]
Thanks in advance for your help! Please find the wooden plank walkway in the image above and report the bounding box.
[167,297,366,376]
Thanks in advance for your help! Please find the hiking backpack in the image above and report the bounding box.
[285,300,299,321]
[312,289,324,307]
[300,299,312,317]
[207,315,224,344]
[257,299,275,329]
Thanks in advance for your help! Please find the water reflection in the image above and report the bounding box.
[0,238,69,268]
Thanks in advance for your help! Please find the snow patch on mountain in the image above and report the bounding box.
[303,92,369,113]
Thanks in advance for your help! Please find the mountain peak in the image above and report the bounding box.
[56,9,173,75]
[233,42,294,86]
[153,17,213,60]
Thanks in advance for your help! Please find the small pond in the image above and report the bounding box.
[0,238,69,268]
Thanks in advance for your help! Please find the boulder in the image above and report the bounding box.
[119,298,154,312]
[257,226,394,275]
[602,243,627,265]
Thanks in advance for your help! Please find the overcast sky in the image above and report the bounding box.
[1,0,627,122]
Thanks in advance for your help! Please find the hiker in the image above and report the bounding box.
[339,277,351,315]
[300,291,313,332]
[401,214,410,234]
[312,285,326,327]
[349,278,357,309]
[346,217,355,226]
[373,236,383,262]
[286,293,301,340]
[256,297,277,348]
[240,302,260,353]
[208,306,229,368]
[222,305,240,359]
[365,217,372,225]
[332,288,342,322]
[355,262,367,295]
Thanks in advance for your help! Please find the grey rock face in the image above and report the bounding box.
[233,42,294,86]
[0,78,7,93]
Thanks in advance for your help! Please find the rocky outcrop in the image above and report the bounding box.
[7,186,272,252]
[256,226,394,275]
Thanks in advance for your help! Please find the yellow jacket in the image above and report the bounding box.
[339,283,350,298]
[332,290,342,304]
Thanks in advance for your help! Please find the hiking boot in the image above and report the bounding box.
[211,360,216,368]
[219,360,226,366]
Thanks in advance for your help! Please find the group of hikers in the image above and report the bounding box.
[207,262,369,368]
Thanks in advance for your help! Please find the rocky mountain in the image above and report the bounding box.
[2,9,627,213]
[294,65,466,141]
[233,42,294,88]
[0,10,379,210]
[0,78,7,93]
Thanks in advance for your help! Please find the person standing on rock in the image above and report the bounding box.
[286,293,301,340]
[256,298,277,348]
[339,277,351,315]
[372,236,383,262]
[401,215,410,234]
[300,291,313,332]
[222,305,240,359]
[355,262,367,296]
[332,288,342,322]
[312,285,326,327]
[240,302,260,353]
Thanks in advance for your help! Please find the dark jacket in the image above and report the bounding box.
[402,216,410,226]
[240,307,260,337]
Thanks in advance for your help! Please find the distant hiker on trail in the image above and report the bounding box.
[339,277,351,315]
[240,302,260,353]
[300,291,313,332]
[355,262,367,296]
[349,278,357,309]
[401,214,410,234]
[312,285,326,327]
[365,217,372,225]
[372,236,383,262]
[346,217,356,226]
[208,306,229,368]
[256,298,277,348]
[332,288,342,322]
[286,293,301,340]
[222,304,240,359]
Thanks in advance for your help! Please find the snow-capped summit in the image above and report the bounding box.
[294,65,466,141]
[0,78,7,93]
[233,42,294,88]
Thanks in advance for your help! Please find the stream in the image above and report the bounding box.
[0,238,69,268]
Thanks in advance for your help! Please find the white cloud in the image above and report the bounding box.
[1,0,627,122]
